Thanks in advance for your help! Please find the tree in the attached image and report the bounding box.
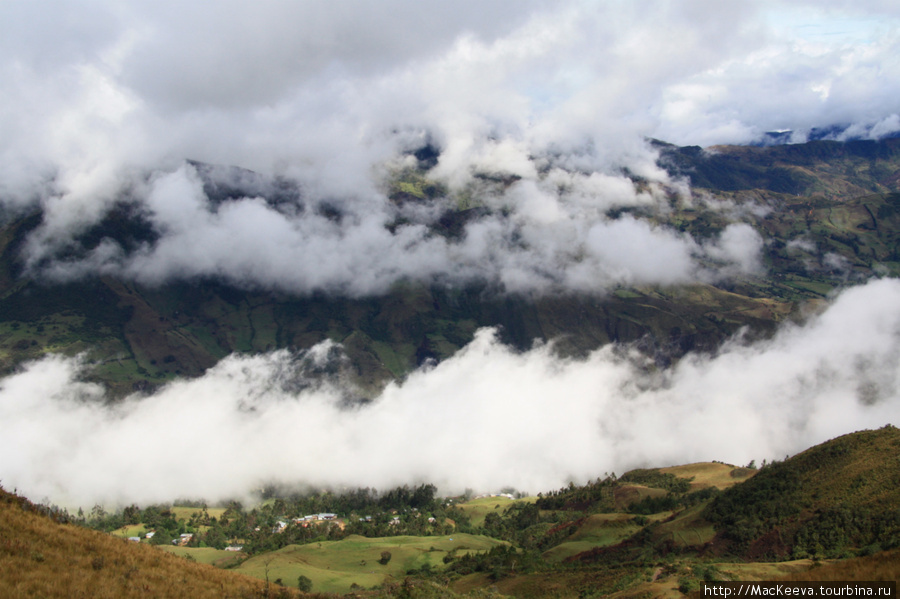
[204,527,226,550]
[379,550,392,565]
[261,554,279,597]
[483,511,503,536]
[89,504,107,522]
[149,530,173,546]
[297,575,313,592]
[123,504,141,525]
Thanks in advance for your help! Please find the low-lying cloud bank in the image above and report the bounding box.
[1,278,897,507]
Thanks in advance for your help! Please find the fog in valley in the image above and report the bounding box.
[2,279,898,506]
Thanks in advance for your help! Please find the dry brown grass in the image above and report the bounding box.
[0,487,306,598]
[659,462,756,490]
[613,484,668,510]
[778,549,900,582]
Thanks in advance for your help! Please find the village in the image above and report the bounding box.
[104,484,508,555]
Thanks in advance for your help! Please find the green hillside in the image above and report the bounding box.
[703,425,900,560]
[0,231,795,397]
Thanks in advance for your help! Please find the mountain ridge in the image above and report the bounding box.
[2,137,899,395]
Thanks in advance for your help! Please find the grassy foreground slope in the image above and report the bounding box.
[778,548,900,582]
[0,487,301,599]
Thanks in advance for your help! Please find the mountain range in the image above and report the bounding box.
[1,137,899,397]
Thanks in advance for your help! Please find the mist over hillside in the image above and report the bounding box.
[2,1,900,508]
[16,159,767,295]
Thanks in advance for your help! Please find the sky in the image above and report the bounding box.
[1,0,899,202]
[1,0,900,505]
[1,0,897,294]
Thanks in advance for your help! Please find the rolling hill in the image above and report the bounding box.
[465,427,900,597]
[702,424,900,560]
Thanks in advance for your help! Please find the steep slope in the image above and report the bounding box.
[0,486,300,598]
[524,427,900,571]
[445,428,900,597]
[703,425,900,560]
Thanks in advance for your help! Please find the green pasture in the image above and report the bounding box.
[455,496,518,528]
[542,514,640,562]
[110,524,147,539]
[234,533,506,594]
[651,503,716,548]
[160,545,247,568]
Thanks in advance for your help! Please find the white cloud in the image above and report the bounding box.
[29,163,763,295]
[2,1,898,218]
[1,278,897,506]
[1,1,899,507]
[703,223,765,276]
